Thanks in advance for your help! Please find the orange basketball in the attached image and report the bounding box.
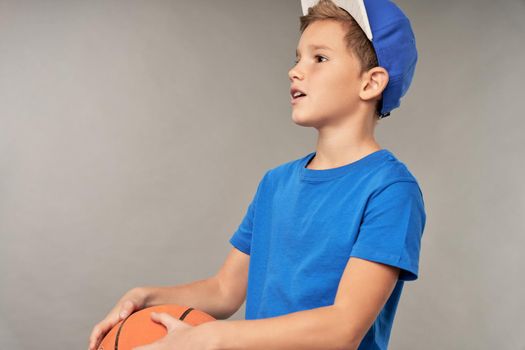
[98,304,216,350]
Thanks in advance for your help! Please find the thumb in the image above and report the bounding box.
[150,312,190,334]
[119,300,135,319]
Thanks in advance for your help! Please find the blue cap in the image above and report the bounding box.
[301,0,418,118]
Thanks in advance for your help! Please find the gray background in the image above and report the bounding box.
[1,0,524,349]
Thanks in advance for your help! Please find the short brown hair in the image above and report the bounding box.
[299,0,382,120]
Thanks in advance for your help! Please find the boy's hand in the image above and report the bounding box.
[88,287,149,350]
[132,312,215,350]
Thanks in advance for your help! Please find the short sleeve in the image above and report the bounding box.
[229,171,268,255]
[350,180,427,281]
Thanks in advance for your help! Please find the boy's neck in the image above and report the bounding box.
[308,122,381,170]
[307,143,382,170]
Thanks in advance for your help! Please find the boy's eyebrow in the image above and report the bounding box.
[296,44,333,56]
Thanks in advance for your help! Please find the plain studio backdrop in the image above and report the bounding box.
[1,0,524,349]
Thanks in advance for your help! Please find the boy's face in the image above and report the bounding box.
[289,19,365,128]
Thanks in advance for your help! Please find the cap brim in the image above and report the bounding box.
[300,0,373,40]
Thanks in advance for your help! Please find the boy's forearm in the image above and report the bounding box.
[141,277,232,320]
[200,305,358,350]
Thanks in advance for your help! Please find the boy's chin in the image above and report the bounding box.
[291,112,322,128]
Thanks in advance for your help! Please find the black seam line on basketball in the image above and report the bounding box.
[179,308,194,321]
[114,315,132,350]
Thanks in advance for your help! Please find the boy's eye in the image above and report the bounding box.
[293,55,327,65]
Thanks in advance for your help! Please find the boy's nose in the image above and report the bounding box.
[288,67,303,82]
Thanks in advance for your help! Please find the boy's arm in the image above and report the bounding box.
[199,257,399,350]
[145,247,250,320]
[142,277,230,320]
[90,254,244,350]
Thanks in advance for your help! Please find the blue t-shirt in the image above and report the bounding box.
[229,149,427,349]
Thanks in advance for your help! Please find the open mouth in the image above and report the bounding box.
[291,92,307,103]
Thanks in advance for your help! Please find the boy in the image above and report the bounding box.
[88,0,426,349]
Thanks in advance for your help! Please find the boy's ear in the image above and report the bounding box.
[359,67,389,103]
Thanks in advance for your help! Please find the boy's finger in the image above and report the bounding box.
[89,329,102,349]
[89,320,112,349]
[120,300,134,318]
[89,325,101,344]
[150,312,177,332]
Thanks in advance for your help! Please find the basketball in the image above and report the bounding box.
[97,304,216,350]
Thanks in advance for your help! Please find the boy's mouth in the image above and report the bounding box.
[290,87,307,103]
[291,94,307,104]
